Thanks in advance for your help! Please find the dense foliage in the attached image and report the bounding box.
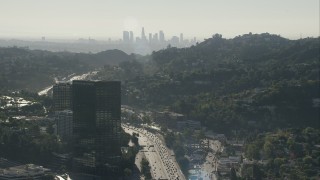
[0,118,64,165]
[141,157,152,179]
[120,130,140,178]
[243,127,320,179]
[95,33,319,133]
[0,47,133,92]
[0,33,319,178]
[164,128,206,175]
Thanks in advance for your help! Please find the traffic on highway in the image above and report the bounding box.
[122,124,186,180]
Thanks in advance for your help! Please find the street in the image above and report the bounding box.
[122,124,185,180]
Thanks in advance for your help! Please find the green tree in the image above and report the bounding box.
[263,140,274,158]
[47,125,55,134]
[303,155,313,164]
[246,144,260,160]
[0,112,7,121]
[142,115,151,125]
[230,167,238,180]
[196,129,205,140]
[141,158,151,179]
[252,164,262,180]
[124,168,132,177]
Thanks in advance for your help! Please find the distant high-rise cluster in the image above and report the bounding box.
[120,27,199,54]
[122,27,198,47]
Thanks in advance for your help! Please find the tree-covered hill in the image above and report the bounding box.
[0,47,133,92]
[152,33,318,71]
[1,33,319,133]
[96,33,319,133]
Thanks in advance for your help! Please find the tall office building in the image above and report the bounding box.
[159,30,165,43]
[141,27,147,41]
[180,33,184,43]
[171,36,180,46]
[72,80,121,175]
[153,33,159,43]
[129,31,134,43]
[53,82,72,111]
[149,33,152,43]
[53,82,73,142]
[123,31,130,43]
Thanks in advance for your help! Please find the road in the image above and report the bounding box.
[200,152,217,180]
[37,71,98,96]
[198,140,221,180]
[122,124,185,180]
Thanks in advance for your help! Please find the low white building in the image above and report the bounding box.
[0,164,51,179]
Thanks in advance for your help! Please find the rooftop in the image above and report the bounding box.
[0,164,51,178]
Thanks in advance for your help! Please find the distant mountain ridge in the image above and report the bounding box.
[153,33,318,66]
[82,49,134,66]
[0,47,133,92]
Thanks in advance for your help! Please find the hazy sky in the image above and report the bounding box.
[0,0,319,40]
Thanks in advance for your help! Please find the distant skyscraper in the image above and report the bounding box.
[159,30,165,43]
[123,31,130,43]
[149,33,152,43]
[180,33,184,43]
[171,36,180,46]
[72,80,121,175]
[129,31,134,43]
[153,33,159,43]
[141,27,147,41]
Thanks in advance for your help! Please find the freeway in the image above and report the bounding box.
[122,124,185,180]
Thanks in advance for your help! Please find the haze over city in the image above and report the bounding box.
[0,0,319,180]
[0,0,319,40]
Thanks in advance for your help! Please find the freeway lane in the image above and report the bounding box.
[122,124,185,180]
[123,125,169,179]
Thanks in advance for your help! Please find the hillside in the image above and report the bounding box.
[96,33,320,133]
[0,47,133,92]
[0,33,318,132]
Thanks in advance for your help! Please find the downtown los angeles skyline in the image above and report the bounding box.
[0,0,319,40]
